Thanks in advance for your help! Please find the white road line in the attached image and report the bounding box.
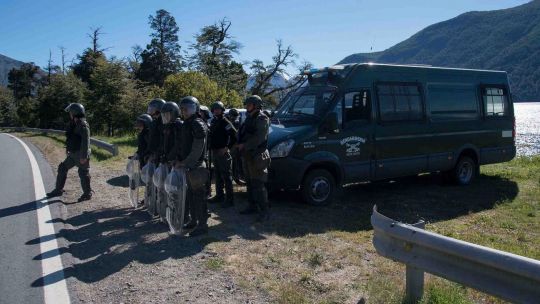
[5,134,71,304]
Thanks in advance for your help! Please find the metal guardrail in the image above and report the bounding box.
[371,206,540,303]
[1,126,119,156]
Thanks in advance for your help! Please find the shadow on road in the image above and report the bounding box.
[0,199,62,219]
[28,172,518,287]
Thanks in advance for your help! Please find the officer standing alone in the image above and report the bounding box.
[47,103,93,202]
[208,101,237,208]
[236,95,271,222]
[175,96,210,237]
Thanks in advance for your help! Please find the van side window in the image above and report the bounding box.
[428,85,478,121]
[483,87,508,117]
[377,83,423,122]
[344,90,370,123]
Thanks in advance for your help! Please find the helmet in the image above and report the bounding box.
[147,98,166,115]
[180,96,200,119]
[210,101,225,112]
[136,114,153,128]
[228,108,239,118]
[161,102,180,124]
[199,105,211,120]
[64,103,85,117]
[243,95,263,108]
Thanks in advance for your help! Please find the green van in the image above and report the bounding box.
[267,63,516,205]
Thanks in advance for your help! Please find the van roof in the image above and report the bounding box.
[336,62,507,74]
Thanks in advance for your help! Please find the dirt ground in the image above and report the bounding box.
[18,133,538,304]
[23,135,274,303]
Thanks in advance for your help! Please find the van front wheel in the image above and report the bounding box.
[450,156,477,185]
[301,169,335,206]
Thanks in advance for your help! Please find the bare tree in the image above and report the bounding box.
[126,45,143,75]
[87,26,111,53]
[45,49,60,83]
[249,40,301,98]
[131,45,143,63]
[59,46,67,74]
[47,49,53,82]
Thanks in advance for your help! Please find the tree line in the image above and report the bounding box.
[0,9,311,136]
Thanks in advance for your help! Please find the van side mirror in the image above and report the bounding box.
[320,112,339,134]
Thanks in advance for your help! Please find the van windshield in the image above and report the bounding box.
[274,87,336,124]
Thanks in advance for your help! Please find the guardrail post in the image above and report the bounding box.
[405,220,425,303]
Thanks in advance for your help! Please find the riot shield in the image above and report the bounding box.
[126,157,141,207]
[142,162,157,215]
[153,163,170,222]
[165,168,187,235]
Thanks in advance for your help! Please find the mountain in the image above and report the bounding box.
[339,0,540,101]
[0,54,25,87]
[246,72,291,91]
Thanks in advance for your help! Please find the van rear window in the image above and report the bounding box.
[376,83,423,122]
[428,85,478,121]
[483,87,509,117]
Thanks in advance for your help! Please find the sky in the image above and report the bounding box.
[0,0,531,75]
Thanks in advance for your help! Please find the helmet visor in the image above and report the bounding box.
[147,105,159,115]
[180,104,196,119]
[161,112,173,124]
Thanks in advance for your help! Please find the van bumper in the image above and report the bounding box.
[268,157,309,190]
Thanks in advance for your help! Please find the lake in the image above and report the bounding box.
[515,102,540,156]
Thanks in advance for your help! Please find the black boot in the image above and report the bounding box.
[46,189,64,198]
[77,192,93,202]
[208,195,224,204]
[183,220,196,229]
[221,200,234,208]
[188,225,208,237]
[239,205,257,214]
[256,211,270,223]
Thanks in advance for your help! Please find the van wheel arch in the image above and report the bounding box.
[447,150,479,185]
[300,163,341,205]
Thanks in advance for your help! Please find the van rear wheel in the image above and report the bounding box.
[450,156,477,185]
[301,169,335,206]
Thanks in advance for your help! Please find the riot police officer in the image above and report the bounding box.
[144,98,166,215]
[160,102,182,163]
[208,101,237,207]
[133,113,152,207]
[156,101,182,221]
[175,96,209,237]
[226,108,241,131]
[46,103,93,202]
[236,95,271,222]
[134,114,152,169]
[145,98,166,163]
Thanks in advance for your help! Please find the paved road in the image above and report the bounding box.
[0,133,70,304]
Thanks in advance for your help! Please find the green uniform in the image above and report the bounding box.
[55,118,92,195]
[238,110,271,217]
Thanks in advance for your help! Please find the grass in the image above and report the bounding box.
[204,257,225,271]
[306,252,324,268]
[8,129,539,304]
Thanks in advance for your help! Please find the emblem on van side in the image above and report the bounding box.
[340,136,366,156]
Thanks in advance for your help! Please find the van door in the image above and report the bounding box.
[324,89,374,183]
[374,82,429,179]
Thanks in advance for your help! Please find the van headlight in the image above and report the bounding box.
[269,139,295,158]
